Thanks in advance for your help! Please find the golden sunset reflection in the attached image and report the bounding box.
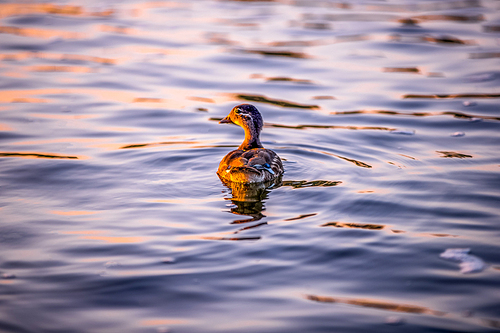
[0,25,86,39]
[282,180,342,188]
[2,71,28,78]
[100,25,137,35]
[0,123,12,131]
[25,65,95,73]
[0,51,117,64]
[232,93,319,109]
[11,97,51,103]
[0,3,113,19]
[417,233,459,238]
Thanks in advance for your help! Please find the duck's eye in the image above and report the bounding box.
[234,109,241,114]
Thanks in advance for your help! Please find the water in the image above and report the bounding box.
[1,0,499,332]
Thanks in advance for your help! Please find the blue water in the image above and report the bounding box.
[0,0,499,332]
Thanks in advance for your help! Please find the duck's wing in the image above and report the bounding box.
[244,149,284,176]
[218,148,283,182]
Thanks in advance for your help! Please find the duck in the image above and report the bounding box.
[217,104,284,183]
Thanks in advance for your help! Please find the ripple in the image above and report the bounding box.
[0,152,83,159]
[331,109,500,121]
[383,67,420,74]
[232,93,319,109]
[184,236,261,241]
[282,180,342,188]
[0,3,113,19]
[410,14,484,23]
[437,151,473,158]
[239,49,310,59]
[403,93,500,99]
[321,222,385,230]
[0,25,86,39]
[284,213,317,221]
[267,122,395,132]
[250,74,314,85]
[306,294,444,314]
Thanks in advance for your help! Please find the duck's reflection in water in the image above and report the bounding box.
[219,176,282,225]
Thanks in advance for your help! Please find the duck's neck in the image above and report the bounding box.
[239,125,263,150]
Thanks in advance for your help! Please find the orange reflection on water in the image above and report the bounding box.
[2,71,28,78]
[12,97,51,103]
[100,25,137,35]
[410,14,484,23]
[30,113,98,120]
[0,3,113,19]
[0,52,117,65]
[322,221,386,230]
[0,88,64,103]
[0,25,86,39]
[284,213,317,222]
[0,280,15,285]
[0,123,13,131]
[140,319,188,327]
[133,97,163,103]
[26,65,95,73]
[306,294,446,316]
[0,87,228,109]
[130,1,190,18]
[417,233,459,238]
[98,126,138,133]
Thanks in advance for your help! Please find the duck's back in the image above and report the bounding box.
[217,148,283,183]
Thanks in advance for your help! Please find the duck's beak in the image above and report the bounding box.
[219,115,234,124]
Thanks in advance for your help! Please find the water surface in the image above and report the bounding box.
[1,0,500,332]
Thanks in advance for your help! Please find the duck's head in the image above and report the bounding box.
[220,104,263,133]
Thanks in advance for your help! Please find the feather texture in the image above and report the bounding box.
[217,104,284,183]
